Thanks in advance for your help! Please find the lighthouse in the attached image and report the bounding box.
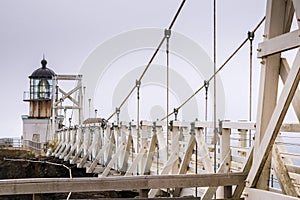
[22,57,56,150]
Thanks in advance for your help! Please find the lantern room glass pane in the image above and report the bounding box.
[30,78,52,100]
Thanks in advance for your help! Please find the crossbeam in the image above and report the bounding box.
[0,173,246,195]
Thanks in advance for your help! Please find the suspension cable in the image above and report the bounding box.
[165,29,171,159]
[204,80,209,143]
[160,16,266,121]
[248,30,255,147]
[213,0,217,174]
[106,0,187,121]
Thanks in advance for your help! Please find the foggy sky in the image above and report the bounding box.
[0,0,268,137]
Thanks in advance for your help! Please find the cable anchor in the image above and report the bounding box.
[204,80,209,100]
[248,31,255,41]
[174,108,179,121]
[116,107,120,126]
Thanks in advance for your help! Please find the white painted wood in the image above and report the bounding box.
[148,133,181,197]
[118,128,130,172]
[0,173,247,195]
[223,121,255,130]
[173,134,196,197]
[54,85,82,106]
[142,132,157,175]
[56,74,82,80]
[244,188,300,200]
[286,164,300,174]
[100,142,126,177]
[248,49,300,188]
[293,0,300,27]
[238,129,247,157]
[195,128,213,173]
[202,151,231,200]
[91,127,101,160]
[283,0,294,32]
[233,147,253,198]
[157,126,167,162]
[280,58,300,121]
[125,148,147,176]
[257,30,300,58]
[272,144,298,196]
[86,141,110,173]
[104,129,115,165]
[280,123,300,132]
[254,0,293,189]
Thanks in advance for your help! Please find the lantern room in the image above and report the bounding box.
[29,58,55,100]
[24,58,56,118]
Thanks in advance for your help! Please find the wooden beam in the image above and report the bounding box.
[173,134,196,197]
[257,30,300,58]
[55,74,82,80]
[0,173,247,195]
[202,151,231,200]
[101,143,126,177]
[293,0,300,27]
[142,133,157,175]
[280,58,300,121]
[148,133,181,197]
[272,144,298,196]
[222,121,255,130]
[283,0,294,33]
[244,188,300,200]
[286,164,300,174]
[58,88,79,106]
[280,123,300,132]
[232,147,253,199]
[55,85,81,106]
[247,49,300,188]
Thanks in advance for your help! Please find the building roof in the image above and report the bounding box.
[83,118,105,124]
[29,58,56,79]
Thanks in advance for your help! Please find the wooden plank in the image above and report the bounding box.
[148,133,181,197]
[283,0,294,33]
[119,133,133,172]
[142,133,157,175]
[248,49,300,188]
[223,121,255,130]
[280,58,300,121]
[286,164,300,174]
[87,143,109,173]
[232,155,246,164]
[280,152,300,160]
[202,151,231,200]
[100,143,126,177]
[254,0,286,189]
[55,74,82,80]
[272,144,298,196]
[293,0,300,27]
[0,173,247,195]
[55,85,82,106]
[173,134,196,197]
[280,123,300,132]
[232,147,253,199]
[58,88,79,106]
[257,30,300,58]
[244,188,300,200]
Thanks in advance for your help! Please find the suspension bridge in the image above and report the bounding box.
[4,0,300,199]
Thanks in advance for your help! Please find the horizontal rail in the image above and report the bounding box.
[0,173,246,195]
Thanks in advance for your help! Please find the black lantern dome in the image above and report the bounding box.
[29,58,56,79]
[29,58,56,100]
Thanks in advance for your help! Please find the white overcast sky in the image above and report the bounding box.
[0,0,276,137]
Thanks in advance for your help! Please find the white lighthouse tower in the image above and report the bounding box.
[22,57,56,150]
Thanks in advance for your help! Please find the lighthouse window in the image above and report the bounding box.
[38,79,50,99]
